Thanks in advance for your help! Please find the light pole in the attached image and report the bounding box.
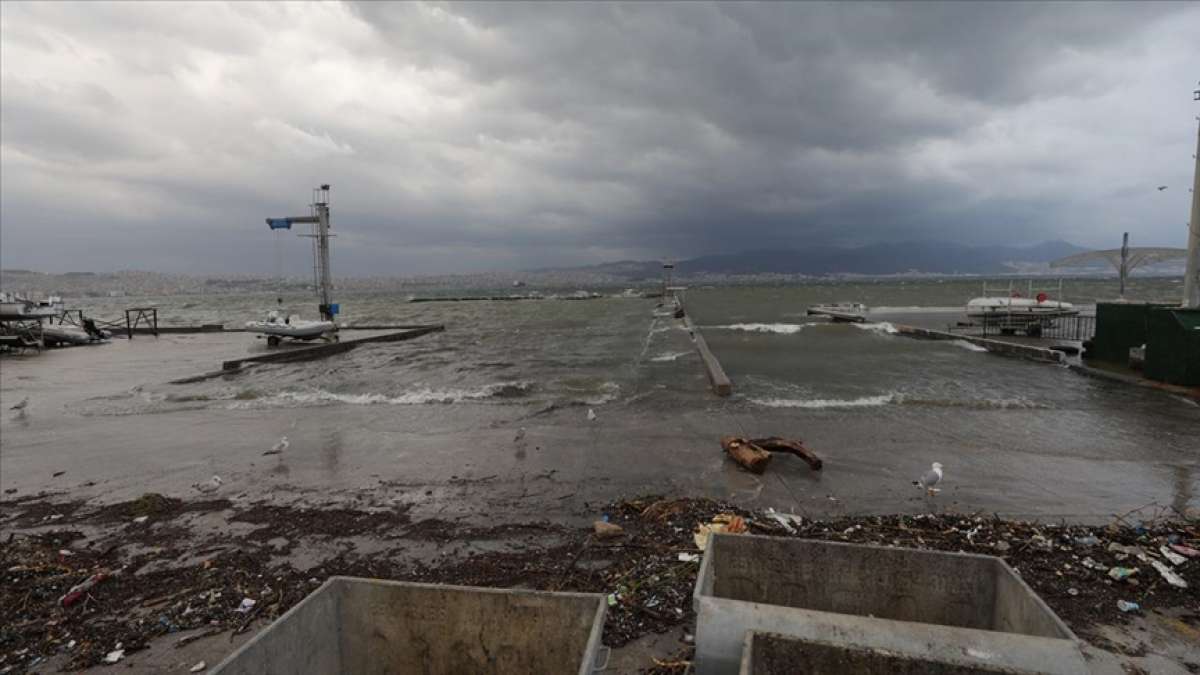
[1184,82,1200,307]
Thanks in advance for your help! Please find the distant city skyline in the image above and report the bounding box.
[2,2,1198,276]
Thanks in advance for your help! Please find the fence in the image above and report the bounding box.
[979,314,1095,340]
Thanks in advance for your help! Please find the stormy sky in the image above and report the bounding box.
[1,2,1197,276]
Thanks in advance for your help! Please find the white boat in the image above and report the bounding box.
[245,314,336,346]
[965,281,1077,336]
[0,293,64,321]
[42,324,109,347]
[965,296,1077,320]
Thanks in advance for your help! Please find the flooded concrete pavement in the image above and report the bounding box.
[1,330,1196,525]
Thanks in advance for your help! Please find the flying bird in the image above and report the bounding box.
[1157,185,1168,191]
[913,462,944,495]
[10,397,29,411]
[193,475,224,494]
[263,436,289,455]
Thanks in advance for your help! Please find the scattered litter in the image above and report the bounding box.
[593,521,624,539]
[1150,560,1188,588]
[234,597,257,613]
[1067,588,1079,597]
[60,570,111,607]
[994,541,1011,552]
[1073,535,1099,547]
[607,593,618,607]
[693,513,747,550]
[133,515,149,524]
[58,549,73,557]
[67,640,76,649]
[103,645,124,664]
[52,470,66,477]
[1116,600,1140,613]
[1170,543,1199,558]
[587,408,597,421]
[190,662,207,673]
[1160,545,1186,566]
[765,508,801,534]
[1107,566,1138,581]
[677,553,700,563]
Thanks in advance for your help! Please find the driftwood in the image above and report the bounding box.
[721,436,772,474]
[751,436,823,471]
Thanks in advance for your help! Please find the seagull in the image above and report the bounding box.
[1157,185,1168,191]
[192,475,223,494]
[10,397,29,411]
[587,408,597,421]
[913,462,944,495]
[263,436,289,455]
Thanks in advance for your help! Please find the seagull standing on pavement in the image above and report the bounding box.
[263,436,289,455]
[193,475,224,494]
[913,462,944,495]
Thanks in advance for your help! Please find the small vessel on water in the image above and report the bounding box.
[247,185,340,347]
[807,302,868,322]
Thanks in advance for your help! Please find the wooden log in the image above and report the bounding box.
[720,436,771,474]
[750,436,823,471]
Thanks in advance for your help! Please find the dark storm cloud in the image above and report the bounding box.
[2,1,1197,275]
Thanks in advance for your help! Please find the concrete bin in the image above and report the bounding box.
[211,576,608,675]
[694,534,1087,675]
[740,631,1046,674]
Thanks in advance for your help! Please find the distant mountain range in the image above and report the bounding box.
[547,240,1089,279]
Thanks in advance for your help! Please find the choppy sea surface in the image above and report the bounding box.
[5,275,1196,520]
[64,276,1192,420]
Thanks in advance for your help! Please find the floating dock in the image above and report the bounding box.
[220,325,444,371]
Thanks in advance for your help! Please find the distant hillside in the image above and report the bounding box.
[556,240,1087,279]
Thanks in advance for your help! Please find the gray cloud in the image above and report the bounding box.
[2,1,1197,276]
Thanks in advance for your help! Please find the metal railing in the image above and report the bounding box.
[979,314,1095,340]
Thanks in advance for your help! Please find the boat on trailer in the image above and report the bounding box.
[246,184,341,347]
[965,281,1077,336]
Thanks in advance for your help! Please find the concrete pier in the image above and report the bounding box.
[681,311,732,397]
[893,324,1064,363]
[221,325,444,371]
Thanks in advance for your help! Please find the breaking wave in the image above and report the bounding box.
[750,394,895,409]
[850,322,898,335]
[650,351,692,362]
[749,392,1048,410]
[949,340,989,353]
[719,323,807,334]
[234,382,535,408]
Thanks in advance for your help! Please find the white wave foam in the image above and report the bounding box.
[850,322,898,335]
[750,393,895,409]
[236,382,532,408]
[720,323,807,334]
[949,340,989,353]
[650,351,692,362]
[583,381,621,405]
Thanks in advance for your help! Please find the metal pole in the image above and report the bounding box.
[1184,114,1200,307]
[1120,232,1129,299]
[317,202,333,320]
